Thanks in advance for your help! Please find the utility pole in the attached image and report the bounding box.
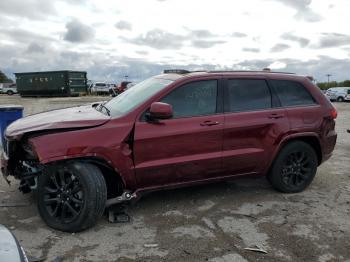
[326,74,332,87]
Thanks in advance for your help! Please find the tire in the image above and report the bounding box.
[337,96,344,102]
[7,90,14,95]
[37,162,107,232]
[267,141,318,193]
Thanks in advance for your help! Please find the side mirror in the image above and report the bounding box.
[148,102,173,121]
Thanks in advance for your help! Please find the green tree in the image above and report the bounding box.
[338,80,350,87]
[317,81,339,90]
[317,82,328,90]
[0,70,13,83]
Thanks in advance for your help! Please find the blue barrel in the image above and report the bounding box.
[0,105,24,147]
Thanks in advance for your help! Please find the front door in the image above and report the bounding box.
[133,79,224,188]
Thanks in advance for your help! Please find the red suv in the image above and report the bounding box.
[1,70,337,232]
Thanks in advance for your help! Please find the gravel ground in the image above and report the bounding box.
[0,94,349,262]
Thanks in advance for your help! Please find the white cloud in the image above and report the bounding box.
[269,61,287,69]
[0,0,349,82]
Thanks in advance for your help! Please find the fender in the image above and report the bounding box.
[28,121,138,190]
[263,131,321,175]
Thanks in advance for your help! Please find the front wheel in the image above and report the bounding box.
[37,162,107,232]
[7,90,14,95]
[267,141,318,193]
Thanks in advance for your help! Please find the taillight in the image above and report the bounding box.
[330,108,337,119]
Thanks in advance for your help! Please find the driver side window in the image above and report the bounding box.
[161,80,218,118]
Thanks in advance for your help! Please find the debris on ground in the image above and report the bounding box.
[143,243,159,248]
[244,246,268,254]
[108,205,131,223]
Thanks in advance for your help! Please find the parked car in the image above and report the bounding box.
[0,83,18,95]
[90,82,110,95]
[325,87,350,102]
[114,81,132,94]
[1,69,337,232]
[0,224,28,261]
[125,82,136,90]
[344,89,350,102]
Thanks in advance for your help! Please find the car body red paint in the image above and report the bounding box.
[2,71,337,194]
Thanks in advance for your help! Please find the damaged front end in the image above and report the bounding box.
[1,137,43,193]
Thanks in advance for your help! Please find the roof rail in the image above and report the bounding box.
[207,70,295,74]
[163,68,295,75]
[163,69,191,74]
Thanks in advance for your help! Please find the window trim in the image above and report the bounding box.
[140,78,223,121]
[223,78,274,113]
[268,79,318,108]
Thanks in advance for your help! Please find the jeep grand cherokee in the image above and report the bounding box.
[1,69,337,232]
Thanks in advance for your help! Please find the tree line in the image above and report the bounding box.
[0,70,13,83]
[317,80,350,90]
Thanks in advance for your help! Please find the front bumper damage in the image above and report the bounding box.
[1,139,42,192]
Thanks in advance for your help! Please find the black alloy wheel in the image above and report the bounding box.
[268,141,318,193]
[43,168,83,224]
[280,151,312,188]
[37,162,107,232]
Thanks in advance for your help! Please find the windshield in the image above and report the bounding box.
[104,77,173,117]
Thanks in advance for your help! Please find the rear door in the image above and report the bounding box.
[133,79,225,188]
[222,78,290,175]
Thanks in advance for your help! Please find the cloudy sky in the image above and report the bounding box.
[0,0,349,82]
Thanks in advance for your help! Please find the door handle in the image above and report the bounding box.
[200,120,220,126]
[268,113,284,119]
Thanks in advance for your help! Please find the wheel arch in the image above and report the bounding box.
[269,134,322,172]
[46,157,125,199]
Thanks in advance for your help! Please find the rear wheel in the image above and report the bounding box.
[37,162,107,232]
[337,96,344,102]
[6,90,14,95]
[267,141,318,193]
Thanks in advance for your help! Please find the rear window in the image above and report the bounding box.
[226,79,272,112]
[271,80,316,107]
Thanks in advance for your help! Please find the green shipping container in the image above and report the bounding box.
[15,70,87,97]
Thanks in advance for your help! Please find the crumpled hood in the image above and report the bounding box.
[6,105,110,139]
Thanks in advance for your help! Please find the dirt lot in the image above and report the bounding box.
[0,94,349,262]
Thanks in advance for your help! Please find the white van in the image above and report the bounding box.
[0,83,18,95]
[325,87,350,102]
[345,89,350,102]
